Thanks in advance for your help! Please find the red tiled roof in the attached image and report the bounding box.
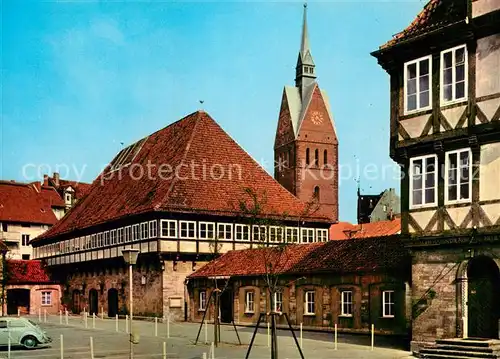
[0,181,64,225]
[36,111,332,242]
[189,236,409,279]
[380,0,467,49]
[329,219,401,240]
[58,180,92,198]
[6,260,53,284]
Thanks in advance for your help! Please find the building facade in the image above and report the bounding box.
[372,0,500,352]
[274,5,339,223]
[32,111,332,321]
[358,188,400,224]
[188,237,410,336]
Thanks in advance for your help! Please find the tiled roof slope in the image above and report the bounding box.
[37,111,332,242]
[6,260,53,284]
[329,218,401,240]
[381,0,467,49]
[0,181,64,225]
[189,236,408,279]
[59,180,92,198]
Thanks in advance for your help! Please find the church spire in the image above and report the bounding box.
[295,3,316,95]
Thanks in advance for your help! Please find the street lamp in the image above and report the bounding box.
[122,249,139,359]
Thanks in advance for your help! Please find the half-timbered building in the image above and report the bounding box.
[31,111,332,321]
[372,0,500,352]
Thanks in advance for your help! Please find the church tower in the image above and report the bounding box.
[274,4,339,222]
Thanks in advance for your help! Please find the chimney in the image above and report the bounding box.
[53,172,60,187]
[43,174,49,186]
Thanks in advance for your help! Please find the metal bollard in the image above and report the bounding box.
[65,310,69,325]
[371,324,374,351]
[90,336,94,359]
[163,341,167,359]
[115,315,118,332]
[60,334,64,359]
[300,323,303,349]
[334,323,338,350]
[155,317,158,337]
[125,314,129,333]
[92,313,95,329]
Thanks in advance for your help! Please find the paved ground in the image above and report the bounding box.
[0,314,414,358]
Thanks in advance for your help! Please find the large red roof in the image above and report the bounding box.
[0,181,64,225]
[329,218,401,240]
[6,260,53,284]
[36,111,332,242]
[189,236,409,279]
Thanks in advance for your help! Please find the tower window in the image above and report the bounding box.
[306,148,310,165]
[324,150,328,165]
[314,149,319,166]
[313,186,320,200]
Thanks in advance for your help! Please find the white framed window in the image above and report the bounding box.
[441,45,467,104]
[410,154,437,208]
[160,220,177,238]
[285,227,299,243]
[217,223,232,241]
[404,55,432,113]
[445,148,472,204]
[269,226,284,243]
[41,291,51,306]
[124,226,132,242]
[382,290,395,318]
[21,234,30,246]
[149,221,157,238]
[199,291,207,311]
[104,231,110,246]
[199,222,215,240]
[117,228,124,243]
[274,292,283,312]
[252,225,267,242]
[301,228,315,243]
[341,291,353,317]
[132,224,140,241]
[110,230,117,245]
[316,229,328,242]
[179,221,196,239]
[141,222,149,239]
[304,291,315,315]
[245,291,255,313]
[235,224,250,241]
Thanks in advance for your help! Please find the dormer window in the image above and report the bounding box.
[441,45,467,104]
[404,55,431,114]
[65,193,72,204]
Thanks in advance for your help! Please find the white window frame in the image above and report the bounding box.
[300,228,315,243]
[199,222,215,240]
[404,55,432,114]
[132,224,140,241]
[252,225,267,242]
[217,223,233,241]
[179,221,196,239]
[141,222,149,240]
[104,231,110,246]
[160,220,177,239]
[245,291,255,313]
[235,224,250,241]
[445,148,472,205]
[269,226,284,243]
[125,226,132,242]
[340,291,353,317]
[41,291,52,306]
[149,220,157,238]
[21,234,30,247]
[117,228,124,244]
[382,290,395,318]
[199,291,207,311]
[273,292,283,312]
[285,227,299,243]
[304,291,315,315]
[440,44,468,105]
[316,228,328,242]
[410,154,438,209]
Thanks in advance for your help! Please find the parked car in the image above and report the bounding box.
[0,317,51,349]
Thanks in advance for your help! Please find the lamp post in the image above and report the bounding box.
[122,249,139,359]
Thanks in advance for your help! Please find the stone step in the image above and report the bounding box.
[436,339,500,348]
[420,348,498,358]
[420,354,495,359]
[433,344,500,354]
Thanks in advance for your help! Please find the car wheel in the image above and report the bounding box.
[22,335,38,349]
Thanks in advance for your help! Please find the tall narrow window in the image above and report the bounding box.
[324,149,327,165]
[305,148,310,165]
[274,292,283,312]
[382,290,395,318]
[21,234,30,246]
[314,149,319,166]
[305,291,315,315]
[245,291,255,313]
[199,291,207,311]
[445,148,471,204]
[410,155,437,208]
[341,291,353,316]
[404,56,431,113]
[441,45,467,104]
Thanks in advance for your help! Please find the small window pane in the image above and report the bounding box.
[425,188,435,204]
[407,63,417,79]
[407,94,417,111]
[419,59,429,75]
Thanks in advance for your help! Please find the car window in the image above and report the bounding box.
[9,320,25,328]
[28,320,39,327]
[0,321,7,328]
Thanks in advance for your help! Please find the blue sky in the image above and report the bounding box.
[1,0,424,223]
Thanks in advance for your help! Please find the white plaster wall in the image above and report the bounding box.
[400,114,431,138]
[0,222,49,259]
[480,142,500,201]
[472,0,500,18]
[476,34,500,98]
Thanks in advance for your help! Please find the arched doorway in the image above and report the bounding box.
[107,289,119,317]
[72,289,81,314]
[89,289,99,315]
[468,256,500,338]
